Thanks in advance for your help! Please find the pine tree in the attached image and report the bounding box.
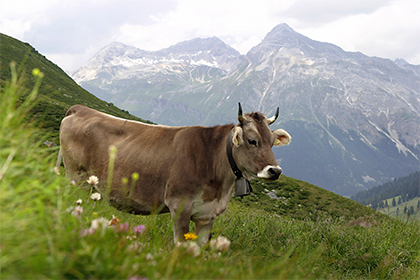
[408,206,415,216]
[392,197,396,207]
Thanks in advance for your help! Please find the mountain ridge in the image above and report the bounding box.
[71,23,420,196]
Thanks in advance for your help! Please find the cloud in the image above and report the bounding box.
[0,19,31,40]
[284,0,393,26]
[1,0,419,71]
[115,0,296,54]
[295,0,420,63]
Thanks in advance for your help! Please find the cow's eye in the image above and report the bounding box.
[248,139,257,146]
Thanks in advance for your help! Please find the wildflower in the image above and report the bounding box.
[71,206,83,218]
[71,180,77,186]
[127,241,144,253]
[127,235,136,241]
[133,225,146,235]
[80,227,95,237]
[91,192,101,201]
[53,166,60,175]
[76,199,82,205]
[184,232,198,241]
[91,217,109,230]
[118,222,129,232]
[108,215,120,226]
[145,253,154,261]
[210,236,231,252]
[184,241,201,257]
[87,175,99,186]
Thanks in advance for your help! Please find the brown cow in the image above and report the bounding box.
[58,103,291,244]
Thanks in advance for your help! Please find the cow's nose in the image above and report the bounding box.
[257,165,282,180]
[268,166,282,179]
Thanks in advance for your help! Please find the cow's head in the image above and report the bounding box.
[230,103,291,181]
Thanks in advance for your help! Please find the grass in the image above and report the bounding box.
[0,33,152,142]
[378,196,420,220]
[1,67,420,279]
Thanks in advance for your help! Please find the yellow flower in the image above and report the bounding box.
[184,232,198,241]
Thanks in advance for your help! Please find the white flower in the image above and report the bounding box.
[90,217,109,230]
[87,175,99,185]
[145,253,154,261]
[210,236,231,252]
[71,206,83,218]
[53,166,60,175]
[76,199,82,205]
[91,192,101,201]
[183,241,201,257]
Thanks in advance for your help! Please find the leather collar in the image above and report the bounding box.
[226,129,243,179]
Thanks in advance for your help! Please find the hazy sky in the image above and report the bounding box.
[1,0,419,72]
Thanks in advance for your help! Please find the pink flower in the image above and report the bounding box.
[71,206,83,218]
[118,222,129,232]
[133,225,146,235]
[80,227,95,237]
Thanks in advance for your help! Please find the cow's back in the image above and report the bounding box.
[59,105,232,214]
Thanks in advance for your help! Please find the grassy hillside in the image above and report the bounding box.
[0,33,152,140]
[1,65,420,279]
[351,171,419,209]
[233,176,375,221]
[377,196,420,219]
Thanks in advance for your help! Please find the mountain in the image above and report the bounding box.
[72,37,241,125]
[72,23,420,196]
[0,33,150,140]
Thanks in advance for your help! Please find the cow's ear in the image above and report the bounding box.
[232,126,244,147]
[273,129,291,146]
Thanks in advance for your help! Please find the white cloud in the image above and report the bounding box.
[0,19,31,40]
[1,0,419,71]
[296,0,420,63]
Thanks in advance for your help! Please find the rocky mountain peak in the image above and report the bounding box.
[262,23,299,43]
[248,23,345,60]
[155,37,241,63]
[72,24,420,196]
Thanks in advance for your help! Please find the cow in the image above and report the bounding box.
[57,103,291,244]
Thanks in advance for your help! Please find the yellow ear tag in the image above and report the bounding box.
[274,138,281,146]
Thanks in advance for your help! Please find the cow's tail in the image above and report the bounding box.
[54,147,63,175]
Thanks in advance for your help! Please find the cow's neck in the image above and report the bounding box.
[226,128,252,197]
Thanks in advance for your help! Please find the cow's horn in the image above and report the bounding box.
[238,102,245,123]
[267,107,279,125]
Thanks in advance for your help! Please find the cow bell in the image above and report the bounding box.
[235,177,252,197]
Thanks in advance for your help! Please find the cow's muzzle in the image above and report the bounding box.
[257,165,282,180]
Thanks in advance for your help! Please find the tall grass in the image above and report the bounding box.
[1,65,419,279]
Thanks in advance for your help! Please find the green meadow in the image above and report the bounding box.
[1,67,420,279]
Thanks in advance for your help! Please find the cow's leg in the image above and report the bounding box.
[194,219,214,246]
[168,200,193,243]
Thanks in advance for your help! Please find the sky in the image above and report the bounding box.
[1,0,419,72]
